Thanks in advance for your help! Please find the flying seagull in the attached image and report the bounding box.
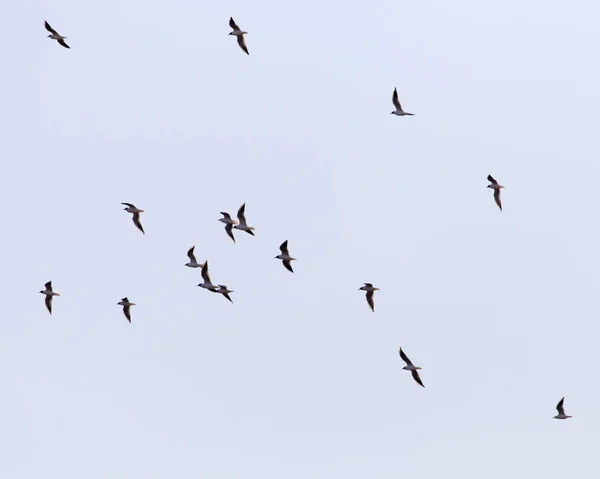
[234,203,255,236]
[117,297,135,323]
[39,281,60,314]
[553,397,572,420]
[121,202,145,234]
[359,283,380,312]
[399,347,425,387]
[185,246,206,268]
[45,21,70,49]
[218,212,237,243]
[213,285,234,303]
[487,175,504,211]
[229,17,249,55]
[275,240,297,272]
[390,87,413,116]
[198,261,219,291]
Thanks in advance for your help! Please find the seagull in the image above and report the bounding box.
[39,281,60,315]
[229,17,249,55]
[218,212,238,243]
[553,397,572,420]
[390,87,413,116]
[185,246,206,268]
[121,202,145,234]
[399,347,425,387]
[117,297,135,323]
[213,285,234,303]
[45,21,70,49]
[487,175,504,211]
[359,283,380,312]
[234,203,255,236]
[198,261,219,291]
[275,240,297,273]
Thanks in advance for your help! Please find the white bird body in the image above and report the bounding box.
[185,246,205,268]
[402,365,421,372]
[390,87,414,116]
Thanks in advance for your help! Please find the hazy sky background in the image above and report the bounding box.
[2,0,600,477]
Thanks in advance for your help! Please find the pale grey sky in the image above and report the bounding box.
[1,0,600,478]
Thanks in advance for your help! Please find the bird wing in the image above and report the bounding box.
[132,212,145,234]
[187,246,196,262]
[220,212,232,221]
[45,281,52,292]
[237,35,249,55]
[556,397,565,415]
[399,347,413,366]
[222,291,233,302]
[123,305,131,323]
[229,17,241,32]
[57,39,70,49]
[45,295,53,314]
[487,175,498,185]
[494,188,502,211]
[236,203,248,225]
[366,290,375,311]
[201,262,213,284]
[279,240,289,255]
[283,260,294,273]
[392,88,402,110]
[225,223,236,243]
[45,21,58,35]
[121,202,136,208]
[363,282,373,288]
[411,370,425,387]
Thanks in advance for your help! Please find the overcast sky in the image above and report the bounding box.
[2,1,600,478]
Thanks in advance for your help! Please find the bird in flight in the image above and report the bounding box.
[359,283,380,312]
[117,297,135,323]
[229,17,249,55]
[185,246,206,269]
[40,281,60,314]
[275,240,297,273]
[487,175,504,211]
[121,203,145,234]
[45,21,70,49]
[234,203,255,236]
[218,212,238,243]
[553,397,572,420]
[399,347,425,387]
[390,87,413,116]
[198,261,219,292]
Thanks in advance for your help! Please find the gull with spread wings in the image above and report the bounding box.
[45,21,70,49]
[390,87,413,116]
[39,281,60,314]
[122,203,145,234]
[229,17,249,55]
[359,283,379,312]
[275,240,297,273]
[399,347,425,387]
[233,203,255,236]
[487,175,504,211]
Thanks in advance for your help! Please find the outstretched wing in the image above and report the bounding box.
[279,240,289,255]
[494,188,502,211]
[225,223,236,243]
[237,35,249,55]
[57,39,70,49]
[556,397,565,415]
[201,262,212,284]
[392,87,402,110]
[366,291,375,311]
[132,212,145,234]
[45,21,58,35]
[399,347,413,366]
[411,370,425,387]
[236,203,247,225]
[229,17,241,32]
[283,260,294,273]
[187,246,196,262]
[487,175,498,186]
[45,295,53,314]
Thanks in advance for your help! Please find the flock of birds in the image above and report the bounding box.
[41,18,571,423]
